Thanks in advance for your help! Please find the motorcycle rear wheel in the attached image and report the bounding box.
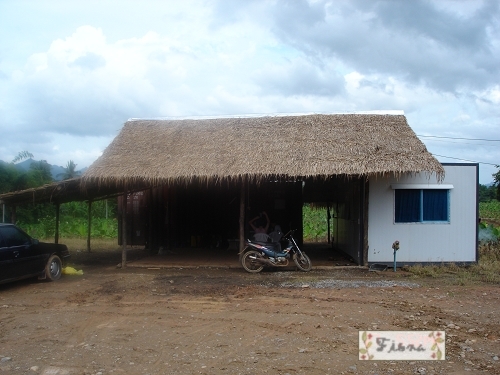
[293,252,312,272]
[241,250,264,273]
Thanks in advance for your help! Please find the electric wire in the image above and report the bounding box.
[422,139,498,147]
[416,134,499,168]
[432,154,498,166]
[417,135,500,142]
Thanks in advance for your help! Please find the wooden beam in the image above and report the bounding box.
[148,188,153,253]
[362,179,369,266]
[87,200,92,252]
[55,203,60,244]
[11,206,16,225]
[327,203,331,245]
[238,179,246,260]
[122,189,128,268]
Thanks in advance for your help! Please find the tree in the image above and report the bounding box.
[0,163,20,193]
[494,165,500,201]
[1,150,35,193]
[28,160,53,186]
[479,184,496,202]
[58,160,80,180]
[11,151,34,164]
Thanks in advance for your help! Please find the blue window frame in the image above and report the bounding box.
[395,189,449,223]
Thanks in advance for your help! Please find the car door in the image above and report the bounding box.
[0,226,41,279]
[0,229,15,282]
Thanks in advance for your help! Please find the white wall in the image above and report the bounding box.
[368,164,478,264]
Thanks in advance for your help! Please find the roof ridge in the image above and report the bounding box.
[128,110,405,122]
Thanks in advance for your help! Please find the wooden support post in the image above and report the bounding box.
[327,203,331,245]
[362,179,369,266]
[238,179,246,261]
[87,200,92,252]
[148,188,153,253]
[11,206,16,225]
[122,189,128,268]
[55,203,60,244]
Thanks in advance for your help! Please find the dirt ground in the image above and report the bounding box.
[0,247,499,375]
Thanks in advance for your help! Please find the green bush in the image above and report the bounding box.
[303,204,329,242]
[19,218,118,239]
[479,200,500,220]
[16,200,118,239]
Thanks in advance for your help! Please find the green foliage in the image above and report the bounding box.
[478,200,500,243]
[479,200,500,220]
[494,165,500,200]
[478,221,500,243]
[60,200,117,219]
[19,214,57,239]
[15,200,118,239]
[479,184,496,202]
[61,217,118,238]
[28,160,53,186]
[60,201,88,218]
[303,204,329,242]
[0,163,20,193]
[91,200,118,219]
[1,153,53,193]
[0,162,48,193]
[58,160,80,180]
[1,154,118,239]
[17,203,56,225]
[20,217,118,239]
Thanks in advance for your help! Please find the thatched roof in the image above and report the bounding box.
[82,113,444,187]
[0,177,127,206]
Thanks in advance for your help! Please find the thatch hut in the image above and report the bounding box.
[1,113,477,266]
[82,113,444,186]
[80,113,447,265]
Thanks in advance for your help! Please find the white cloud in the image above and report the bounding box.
[270,0,500,93]
[0,0,498,184]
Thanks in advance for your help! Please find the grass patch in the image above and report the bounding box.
[468,242,500,283]
[57,237,119,251]
[406,264,443,278]
[406,241,500,285]
[40,237,120,253]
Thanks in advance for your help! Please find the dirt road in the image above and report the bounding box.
[0,253,499,375]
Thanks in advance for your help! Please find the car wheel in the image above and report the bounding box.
[45,255,62,281]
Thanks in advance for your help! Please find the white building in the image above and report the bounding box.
[367,164,478,265]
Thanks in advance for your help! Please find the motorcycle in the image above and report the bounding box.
[239,229,312,273]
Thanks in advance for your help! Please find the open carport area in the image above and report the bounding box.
[0,250,499,375]
[124,242,359,270]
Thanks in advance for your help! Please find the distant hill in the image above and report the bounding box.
[3,158,86,181]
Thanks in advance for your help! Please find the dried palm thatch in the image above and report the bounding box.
[82,114,444,187]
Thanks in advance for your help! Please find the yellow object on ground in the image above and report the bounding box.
[62,267,84,275]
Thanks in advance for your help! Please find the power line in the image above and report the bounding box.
[421,138,498,147]
[418,135,500,142]
[432,154,498,166]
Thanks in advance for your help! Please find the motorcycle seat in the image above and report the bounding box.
[256,241,281,253]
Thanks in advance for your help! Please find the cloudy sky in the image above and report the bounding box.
[0,0,499,184]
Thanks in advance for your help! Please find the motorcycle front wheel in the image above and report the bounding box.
[293,252,312,272]
[241,250,264,273]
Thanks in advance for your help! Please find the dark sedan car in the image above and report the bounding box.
[0,223,70,285]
